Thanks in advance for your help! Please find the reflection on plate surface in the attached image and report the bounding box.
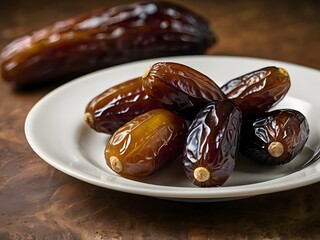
[25,56,320,202]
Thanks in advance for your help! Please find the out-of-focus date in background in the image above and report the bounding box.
[1,0,319,68]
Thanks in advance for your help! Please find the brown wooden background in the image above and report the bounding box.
[0,0,319,239]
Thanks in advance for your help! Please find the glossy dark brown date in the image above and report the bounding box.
[84,77,159,134]
[105,109,188,178]
[0,1,215,88]
[142,62,227,120]
[182,100,242,187]
[240,109,309,165]
[221,66,291,117]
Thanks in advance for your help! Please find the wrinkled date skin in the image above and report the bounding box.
[84,77,159,134]
[240,109,309,165]
[142,62,227,120]
[105,109,188,179]
[182,100,242,187]
[0,1,215,89]
[221,66,291,118]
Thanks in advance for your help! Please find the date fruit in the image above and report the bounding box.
[240,109,309,165]
[221,66,291,117]
[84,77,159,134]
[142,62,227,120]
[0,1,215,88]
[182,100,242,187]
[105,109,188,178]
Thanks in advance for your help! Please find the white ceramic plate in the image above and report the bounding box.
[25,56,320,202]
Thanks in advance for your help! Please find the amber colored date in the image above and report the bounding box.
[142,62,227,120]
[240,109,309,165]
[105,109,188,178]
[0,1,215,89]
[84,77,159,134]
[182,100,242,187]
[221,66,291,117]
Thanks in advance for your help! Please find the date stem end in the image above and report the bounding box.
[268,141,284,158]
[143,66,152,79]
[84,112,94,127]
[110,156,123,173]
[279,68,289,77]
[194,167,210,182]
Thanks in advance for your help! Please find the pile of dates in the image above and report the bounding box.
[84,62,310,187]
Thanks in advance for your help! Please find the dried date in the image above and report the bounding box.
[221,66,291,117]
[0,1,215,89]
[84,77,159,134]
[240,109,309,165]
[182,100,242,187]
[105,109,188,178]
[142,62,227,120]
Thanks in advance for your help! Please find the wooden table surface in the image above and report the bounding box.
[1,0,319,239]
